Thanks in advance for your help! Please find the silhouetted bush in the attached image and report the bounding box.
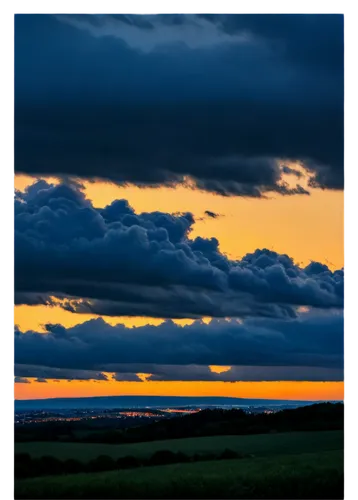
[220,449,239,460]
[15,453,31,462]
[63,458,84,474]
[37,455,63,475]
[116,455,141,469]
[148,450,177,466]
[175,451,190,463]
[15,454,33,479]
[15,464,30,479]
[88,455,116,473]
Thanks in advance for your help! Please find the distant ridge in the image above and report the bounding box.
[14,395,339,411]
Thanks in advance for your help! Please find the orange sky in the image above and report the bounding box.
[14,174,344,401]
[15,380,344,401]
[15,173,344,268]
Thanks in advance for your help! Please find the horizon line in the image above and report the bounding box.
[15,394,344,402]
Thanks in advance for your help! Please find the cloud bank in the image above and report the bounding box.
[15,14,343,195]
[15,311,343,382]
[15,181,343,320]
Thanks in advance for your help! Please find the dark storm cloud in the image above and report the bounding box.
[14,365,114,382]
[15,14,343,194]
[15,364,343,383]
[15,181,344,319]
[146,365,343,382]
[14,312,344,381]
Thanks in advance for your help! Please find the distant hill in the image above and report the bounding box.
[14,395,341,411]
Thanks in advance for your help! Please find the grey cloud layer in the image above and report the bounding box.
[15,312,343,381]
[14,365,343,383]
[146,365,343,382]
[15,181,343,320]
[15,14,343,195]
[14,365,140,382]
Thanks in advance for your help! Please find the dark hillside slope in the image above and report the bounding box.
[82,403,343,444]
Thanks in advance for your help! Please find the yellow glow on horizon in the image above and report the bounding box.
[14,379,344,402]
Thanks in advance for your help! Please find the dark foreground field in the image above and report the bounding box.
[15,429,343,461]
[15,430,343,499]
[15,449,343,499]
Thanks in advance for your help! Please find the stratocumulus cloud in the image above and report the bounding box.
[15,181,344,319]
[14,365,343,383]
[15,14,343,194]
[146,365,343,382]
[14,365,141,382]
[14,311,343,381]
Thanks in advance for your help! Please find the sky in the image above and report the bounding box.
[14,14,344,401]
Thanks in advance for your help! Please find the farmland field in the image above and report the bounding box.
[15,429,343,462]
[15,449,344,499]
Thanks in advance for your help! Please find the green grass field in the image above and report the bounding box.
[15,429,343,462]
[15,449,344,499]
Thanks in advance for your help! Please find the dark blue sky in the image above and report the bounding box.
[15,14,343,195]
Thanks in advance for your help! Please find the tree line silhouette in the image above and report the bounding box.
[15,448,246,479]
